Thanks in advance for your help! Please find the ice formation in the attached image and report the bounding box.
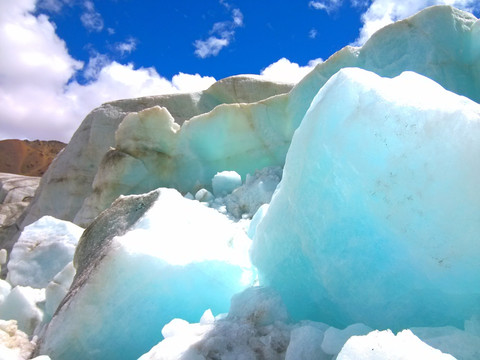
[336,329,456,360]
[7,216,83,288]
[0,285,44,335]
[43,262,75,322]
[252,67,480,330]
[207,167,282,219]
[211,171,242,197]
[36,188,254,359]
[0,5,479,360]
[17,5,480,229]
[21,77,292,227]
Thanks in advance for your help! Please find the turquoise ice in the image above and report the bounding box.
[252,68,480,330]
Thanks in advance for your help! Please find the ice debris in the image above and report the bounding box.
[212,171,242,197]
[0,320,35,360]
[139,287,469,360]
[0,286,44,335]
[337,329,456,360]
[7,216,83,289]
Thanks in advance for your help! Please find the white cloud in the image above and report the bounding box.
[309,0,343,13]
[37,0,72,12]
[194,37,230,58]
[0,0,83,141]
[309,28,318,39]
[82,53,110,80]
[260,58,323,84]
[115,37,137,56]
[194,4,244,58]
[350,0,370,7]
[354,0,480,45]
[232,8,244,26]
[80,0,103,32]
[172,73,216,92]
[0,1,216,142]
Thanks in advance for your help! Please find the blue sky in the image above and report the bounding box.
[1,0,479,141]
[45,0,364,81]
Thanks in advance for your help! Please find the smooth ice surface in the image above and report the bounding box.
[37,188,254,360]
[44,262,75,321]
[211,171,242,197]
[7,216,83,288]
[284,324,328,360]
[337,330,455,360]
[252,68,480,330]
[0,280,11,305]
[411,325,480,359]
[247,204,269,240]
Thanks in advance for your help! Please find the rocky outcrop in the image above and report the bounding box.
[0,173,40,277]
[0,140,65,177]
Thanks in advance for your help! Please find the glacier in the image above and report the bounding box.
[14,5,480,229]
[0,4,479,360]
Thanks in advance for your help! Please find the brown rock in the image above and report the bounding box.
[0,139,66,177]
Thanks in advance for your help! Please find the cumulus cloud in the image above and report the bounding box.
[65,63,215,116]
[171,73,217,92]
[354,0,480,45]
[260,58,323,84]
[194,3,244,58]
[309,0,343,13]
[309,28,318,39]
[0,1,216,142]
